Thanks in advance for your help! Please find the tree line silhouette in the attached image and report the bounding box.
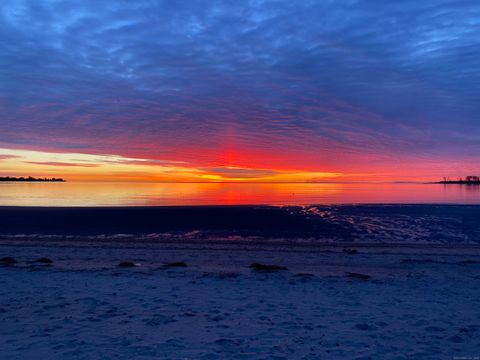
[0,176,65,182]
[439,176,480,184]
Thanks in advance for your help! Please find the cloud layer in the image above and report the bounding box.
[1,0,479,180]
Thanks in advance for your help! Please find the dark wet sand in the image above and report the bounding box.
[1,205,479,244]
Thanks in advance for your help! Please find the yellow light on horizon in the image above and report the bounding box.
[0,147,344,183]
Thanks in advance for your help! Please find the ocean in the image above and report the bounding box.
[1,181,480,206]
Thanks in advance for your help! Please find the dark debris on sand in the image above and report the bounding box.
[250,263,288,272]
[0,257,17,265]
[118,261,136,268]
[293,273,315,277]
[345,271,371,280]
[33,257,53,264]
[162,261,187,268]
[202,272,239,279]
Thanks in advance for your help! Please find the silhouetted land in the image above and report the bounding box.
[438,180,480,184]
[0,176,65,182]
[437,176,480,184]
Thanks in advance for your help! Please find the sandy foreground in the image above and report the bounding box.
[1,241,480,360]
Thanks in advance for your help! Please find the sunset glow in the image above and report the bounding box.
[0,148,343,182]
[1,144,479,183]
[1,1,479,183]
[2,2,480,358]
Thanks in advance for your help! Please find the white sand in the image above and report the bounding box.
[1,242,480,359]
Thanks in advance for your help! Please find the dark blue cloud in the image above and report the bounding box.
[0,0,479,171]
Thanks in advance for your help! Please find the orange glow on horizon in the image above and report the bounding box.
[0,147,343,183]
[1,146,477,183]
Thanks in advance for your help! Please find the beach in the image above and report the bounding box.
[3,0,479,357]
[1,205,480,359]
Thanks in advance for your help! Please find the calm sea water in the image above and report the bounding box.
[1,182,480,206]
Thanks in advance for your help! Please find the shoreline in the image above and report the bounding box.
[1,204,479,245]
[2,236,480,253]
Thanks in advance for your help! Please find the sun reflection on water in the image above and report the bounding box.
[1,182,480,206]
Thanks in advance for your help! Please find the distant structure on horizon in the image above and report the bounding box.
[0,176,65,182]
[438,176,480,184]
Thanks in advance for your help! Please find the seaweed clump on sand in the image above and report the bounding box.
[118,261,137,268]
[0,257,17,266]
[250,263,288,272]
[293,273,314,277]
[162,261,187,269]
[33,257,53,264]
[202,271,239,279]
[345,272,371,280]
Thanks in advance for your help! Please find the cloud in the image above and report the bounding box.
[0,0,479,178]
[202,167,279,179]
[25,161,99,167]
[0,154,20,160]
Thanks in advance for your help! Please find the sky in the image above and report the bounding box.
[1,0,479,182]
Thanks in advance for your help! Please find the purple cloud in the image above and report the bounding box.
[25,161,99,168]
